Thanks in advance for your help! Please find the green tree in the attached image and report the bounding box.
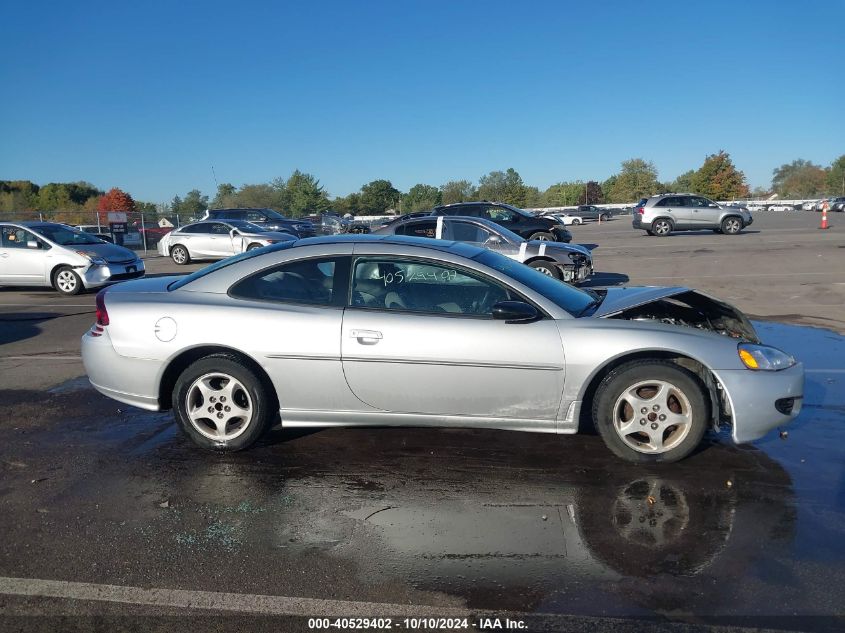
[827,155,845,196]
[360,179,400,213]
[771,159,827,198]
[440,180,476,205]
[477,168,528,206]
[689,151,749,200]
[606,159,662,203]
[402,183,441,212]
[523,186,542,208]
[212,183,237,208]
[284,170,329,217]
[233,183,284,210]
[542,182,585,207]
[670,169,695,193]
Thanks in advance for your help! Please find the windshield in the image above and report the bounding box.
[226,220,269,233]
[32,224,104,245]
[473,249,596,316]
[169,241,297,290]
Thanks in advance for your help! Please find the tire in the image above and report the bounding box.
[172,355,274,451]
[574,219,583,225]
[592,360,709,463]
[600,213,610,221]
[53,266,83,296]
[528,260,562,279]
[652,219,673,236]
[247,243,263,251]
[720,216,742,235]
[528,231,554,241]
[171,244,190,265]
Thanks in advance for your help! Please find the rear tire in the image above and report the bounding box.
[528,260,561,279]
[171,244,190,265]
[652,219,673,237]
[528,231,554,241]
[53,266,83,296]
[592,360,709,463]
[172,355,274,451]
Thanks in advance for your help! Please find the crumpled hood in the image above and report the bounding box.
[592,286,690,317]
[74,242,138,263]
[527,241,592,258]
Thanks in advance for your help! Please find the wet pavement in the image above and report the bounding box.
[0,321,843,631]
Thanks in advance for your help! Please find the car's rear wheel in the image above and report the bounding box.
[573,218,583,225]
[652,219,673,237]
[720,217,742,235]
[528,260,561,279]
[528,231,554,241]
[592,360,709,463]
[173,355,274,451]
[53,266,83,296]
[171,244,190,265]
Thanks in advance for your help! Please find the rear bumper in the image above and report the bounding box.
[713,363,804,443]
[632,215,647,230]
[81,330,162,411]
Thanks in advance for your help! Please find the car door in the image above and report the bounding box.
[688,196,720,227]
[187,223,223,257]
[341,256,566,421]
[0,226,49,284]
[442,219,521,260]
[208,222,238,256]
[654,196,692,228]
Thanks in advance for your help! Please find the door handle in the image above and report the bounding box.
[350,329,382,343]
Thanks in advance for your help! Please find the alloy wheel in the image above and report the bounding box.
[611,379,693,454]
[185,372,254,441]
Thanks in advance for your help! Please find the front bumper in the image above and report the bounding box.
[81,330,162,411]
[713,362,804,443]
[79,259,145,289]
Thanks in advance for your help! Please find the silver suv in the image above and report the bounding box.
[632,193,753,237]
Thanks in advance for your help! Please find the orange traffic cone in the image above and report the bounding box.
[820,201,830,230]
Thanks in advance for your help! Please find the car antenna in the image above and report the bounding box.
[211,165,219,187]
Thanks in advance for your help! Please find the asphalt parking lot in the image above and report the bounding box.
[1,212,844,632]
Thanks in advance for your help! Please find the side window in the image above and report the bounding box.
[487,206,517,223]
[656,197,678,207]
[229,257,346,306]
[449,221,493,243]
[210,223,231,235]
[180,223,207,234]
[1,226,35,249]
[350,258,511,316]
[245,211,265,222]
[396,220,437,238]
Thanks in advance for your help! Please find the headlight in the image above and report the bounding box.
[738,343,796,371]
[76,251,107,265]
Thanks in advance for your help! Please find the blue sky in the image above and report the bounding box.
[1,0,843,202]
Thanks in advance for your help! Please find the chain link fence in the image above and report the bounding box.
[0,209,201,255]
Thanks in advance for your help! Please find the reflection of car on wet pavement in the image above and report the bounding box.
[81,235,803,463]
[372,215,593,283]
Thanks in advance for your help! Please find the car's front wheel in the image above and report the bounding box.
[53,266,83,296]
[652,219,673,236]
[592,360,709,463]
[247,243,263,251]
[528,260,561,279]
[528,231,554,241]
[172,355,274,451]
[171,244,190,265]
[720,217,743,235]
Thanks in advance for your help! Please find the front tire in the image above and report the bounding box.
[247,243,263,251]
[652,219,673,237]
[172,355,274,451]
[528,260,561,279]
[171,244,190,265]
[720,217,742,235]
[592,360,709,463]
[53,266,83,296]
[528,231,554,241]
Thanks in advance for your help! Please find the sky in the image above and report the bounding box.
[1,0,843,202]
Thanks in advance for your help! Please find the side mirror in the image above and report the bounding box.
[484,235,502,246]
[492,300,539,323]
[26,240,40,249]
[230,229,240,237]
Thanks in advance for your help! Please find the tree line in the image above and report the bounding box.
[3,152,843,221]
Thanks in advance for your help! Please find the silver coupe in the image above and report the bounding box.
[81,235,803,463]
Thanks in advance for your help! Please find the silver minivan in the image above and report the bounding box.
[0,221,145,295]
[632,194,753,236]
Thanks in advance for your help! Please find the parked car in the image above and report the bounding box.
[549,213,584,226]
[828,196,845,212]
[813,199,829,212]
[76,224,143,247]
[376,211,432,230]
[157,220,297,264]
[0,221,144,295]
[432,202,572,242]
[802,200,818,211]
[81,235,803,464]
[372,215,592,283]
[633,194,754,236]
[571,205,612,221]
[768,204,794,212]
[746,202,768,212]
[202,208,316,238]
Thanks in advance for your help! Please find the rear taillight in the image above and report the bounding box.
[95,289,109,326]
[636,206,645,214]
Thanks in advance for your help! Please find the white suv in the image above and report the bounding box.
[0,222,145,295]
[632,194,753,237]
